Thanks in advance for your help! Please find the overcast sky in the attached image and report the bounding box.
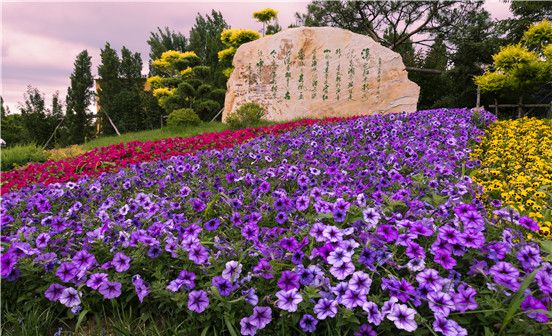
[1,0,511,113]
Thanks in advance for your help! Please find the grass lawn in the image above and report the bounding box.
[82,122,229,150]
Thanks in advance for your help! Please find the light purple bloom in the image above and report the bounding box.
[188,290,209,313]
[250,306,272,329]
[111,252,131,272]
[276,289,302,312]
[387,303,417,332]
[56,262,78,282]
[330,261,355,280]
[45,283,66,301]
[349,271,372,293]
[314,298,338,320]
[59,287,81,307]
[427,291,454,317]
[86,273,108,290]
[362,301,383,325]
[222,261,242,281]
[98,281,122,299]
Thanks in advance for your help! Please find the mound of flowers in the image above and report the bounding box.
[1,109,551,335]
[471,118,552,238]
[0,118,340,194]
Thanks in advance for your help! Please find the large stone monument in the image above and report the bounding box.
[223,27,420,122]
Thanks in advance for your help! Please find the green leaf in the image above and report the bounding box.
[75,309,89,332]
[500,268,539,334]
[224,313,239,336]
[200,326,210,336]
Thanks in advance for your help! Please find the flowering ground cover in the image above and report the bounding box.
[0,118,340,194]
[1,109,551,335]
[471,118,552,238]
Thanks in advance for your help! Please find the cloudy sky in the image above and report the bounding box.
[1,0,511,113]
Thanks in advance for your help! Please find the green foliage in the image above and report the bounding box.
[166,108,201,128]
[147,27,188,70]
[253,8,278,23]
[188,10,229,88]
[0,144,47,171]
[193,100,221,121]
[523,19,552,52]
[474,20,551,102]
[66,50,94,144]
[225,102,265,129]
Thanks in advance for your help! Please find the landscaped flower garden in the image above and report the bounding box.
[1,108,551,335]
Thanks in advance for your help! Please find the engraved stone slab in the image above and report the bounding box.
[223,27,420,122]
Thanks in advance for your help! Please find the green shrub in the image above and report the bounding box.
[1,144,47,171]
[166,108,201,128]
[194,100,221,121]
[226,102,265,129]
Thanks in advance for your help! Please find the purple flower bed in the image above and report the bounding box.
[1,108,550,335]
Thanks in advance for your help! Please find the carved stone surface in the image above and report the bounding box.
[223,26,420,122]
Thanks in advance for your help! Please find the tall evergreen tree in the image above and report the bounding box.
[118,46,144,132]
[188,10,229,87]
[97,43,121,135]
[66,50,94,144]
[147,27,187,74]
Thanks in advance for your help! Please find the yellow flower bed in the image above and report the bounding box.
[471,118,552,238]
[46,145,86,161]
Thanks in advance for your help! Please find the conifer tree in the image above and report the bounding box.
[66,50,94,144]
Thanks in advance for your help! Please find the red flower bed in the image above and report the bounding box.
[1,118,342,193]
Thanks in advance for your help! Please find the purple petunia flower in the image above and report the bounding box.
[188,290,209,313]
[45,283,66,302]
[243,288,259,306]
[222,261,242,281]
[35,232,51,249]
[277,271,300,291]
[489,261,520,291]
[341,289,366,309]
[212,276,233,297]
[299,314,318,333]
[535,262,552,294]
[276,289,302,312]
[516,244,541,271]
[376,224,398,242]
[132,275,150,303]
[362,301,383,326]
[250,306,272,329]
[314,298,338,320]
[330,261,355,280]
[56,262,78,282]
[72,250,96,270]
[204,218,220,231]
[111,252,131,272]
[518,216,539,232]
[427,291,454,317]
[521,295,548,323]
[59,287,81,307]
[86,273,108,290]
[240,317,257,336]
[452,284,478,312]
[354,324,377,336]
[433,317,468,336]
[349,271,372,294]
[387,303,417,332]
[98,281,122,300]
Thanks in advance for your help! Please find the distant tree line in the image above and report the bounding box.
[297,0,552,116]
[2,1,550,148]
